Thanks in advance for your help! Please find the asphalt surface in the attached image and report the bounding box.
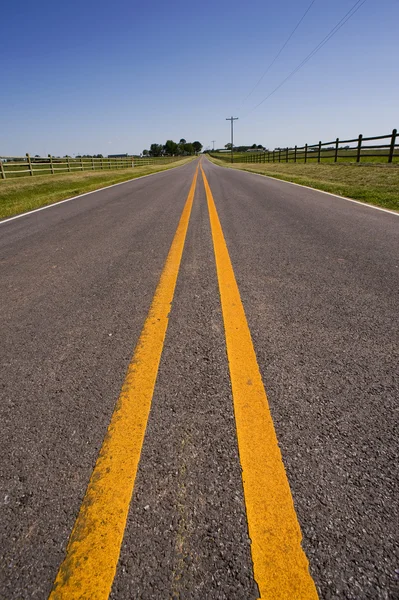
[1,157,398,599]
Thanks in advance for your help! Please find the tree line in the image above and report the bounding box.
[143,139,203,157]
[205,143,268,153]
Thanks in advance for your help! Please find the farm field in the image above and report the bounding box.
[0,157,194,219]
[209,157,399,211]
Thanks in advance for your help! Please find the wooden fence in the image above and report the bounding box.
[211,129,398,165]
[0,154,183,180]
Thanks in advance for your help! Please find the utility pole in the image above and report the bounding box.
[226,117,238,162]
[211,140,216,151]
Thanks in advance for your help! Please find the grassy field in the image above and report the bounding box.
[208,157,399,211]
[0,157,195,219]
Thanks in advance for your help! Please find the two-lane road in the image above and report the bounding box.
[1,157,398,599]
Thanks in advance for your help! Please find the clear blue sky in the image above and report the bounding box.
[1,0,398,156]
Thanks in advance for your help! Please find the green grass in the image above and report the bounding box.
[208,157,399,211]
[0,158,195,219]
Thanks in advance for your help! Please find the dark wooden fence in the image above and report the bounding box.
[211,129,398,165]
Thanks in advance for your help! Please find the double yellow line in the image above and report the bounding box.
[50,162,318,600]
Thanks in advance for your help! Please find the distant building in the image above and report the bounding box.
[107,153,129,158]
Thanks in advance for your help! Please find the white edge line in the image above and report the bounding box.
[208,158,398,216]
[0,160,194,225]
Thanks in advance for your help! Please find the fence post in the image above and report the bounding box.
[80,157,84,171]
[334,138,339,163]
[0,159,6,180]
[48,154,54,175]
[92,157,95,170]
[278,149,281,163]
[286,147,289,163]
[294,145,297,163]
[273,150,275,162]
[304,144,308,163]
[67,156,71,172]
[318,141,321,163]
[26,153,33,176]
[356,134,363,163]
[388,128,397,163]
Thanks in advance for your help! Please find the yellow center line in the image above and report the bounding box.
[200,165,319,600]
[50,164,199,600]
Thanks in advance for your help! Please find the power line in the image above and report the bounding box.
[243,0,317,103]
[243,0,367,117]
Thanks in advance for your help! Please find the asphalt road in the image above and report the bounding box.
[0,157,398,599]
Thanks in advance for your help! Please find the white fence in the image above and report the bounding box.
[0,154,183,179]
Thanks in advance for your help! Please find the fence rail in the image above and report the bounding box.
[0,154,184,180]
[210,129,398,165]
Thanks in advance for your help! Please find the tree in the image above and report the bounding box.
[142,149,149,156]
[192,141,203,154]
[150,143,163,157]
[178,138,187,155]
[184,143,194,155]
[164,140,178,156]
[225,143,233,150]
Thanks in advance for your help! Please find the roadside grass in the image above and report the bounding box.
[208,157,399,211]
[0,158,195,219]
